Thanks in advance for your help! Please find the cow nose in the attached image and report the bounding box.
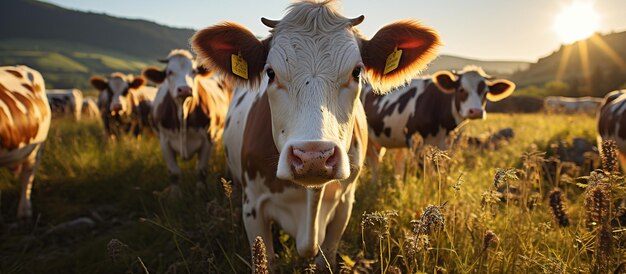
[289,143,339,179]
[111,104,122,112]
[467,108,484,119]
[177,86,192,97]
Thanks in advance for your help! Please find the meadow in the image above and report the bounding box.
[0,112,624,273]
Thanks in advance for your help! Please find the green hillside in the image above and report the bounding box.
[512,31,626,97]
[0,0,195,89]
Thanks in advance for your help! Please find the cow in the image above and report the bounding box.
[46,89,83,121]
[190,0,440,268]
[0,65,51,220]
[597,90,626,167]
[363,66,515,180]
[142,49,233,198]
[544,96,603,114]
[81,96,101,119]
[89,73,157,137]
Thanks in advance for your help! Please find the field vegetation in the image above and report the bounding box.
[1,113,624,273]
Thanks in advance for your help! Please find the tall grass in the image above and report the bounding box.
[0,113,624,273]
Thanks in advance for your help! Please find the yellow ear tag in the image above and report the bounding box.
[231,53,248,79]
[384,47,402,75]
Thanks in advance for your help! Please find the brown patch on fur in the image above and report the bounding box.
[361,20,440,93]
[241,92,297,193]
[155,93,180,130]
[191,22,270,86]
[5,69,23,79]
[0,82,47,149]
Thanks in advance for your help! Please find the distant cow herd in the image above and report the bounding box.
[1,0,624,270]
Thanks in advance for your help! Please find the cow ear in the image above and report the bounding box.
[191,22,268,86]
[361,20,440,94]
[432,71,458,94]
[486,79,515,102]
[129,76,146,89]
[142,67,166,84]
[90,76,108,91]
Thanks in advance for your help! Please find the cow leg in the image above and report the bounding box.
[393,149,406,181]
[243,194,275,269]
[17,144,42,220]
[157,137,182,199]
[366,140,385,183]
[195,140,212,191]
[315,184,356,270]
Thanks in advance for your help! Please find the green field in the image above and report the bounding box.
[0,113,624,273]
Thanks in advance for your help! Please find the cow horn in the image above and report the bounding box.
[157,58,169,63]
[349,15,365,27]
[261,17,280,28]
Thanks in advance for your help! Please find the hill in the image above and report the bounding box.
[511,31,626,97]
[424,55,530,77]
[0,0,194,89]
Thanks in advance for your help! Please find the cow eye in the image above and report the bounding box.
[167,70,173,76]
[352,67,361,80]
[266,69,275,81]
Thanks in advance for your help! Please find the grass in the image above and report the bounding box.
[0,113,624,273]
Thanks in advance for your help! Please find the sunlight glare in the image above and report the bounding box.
[553,2,600,44]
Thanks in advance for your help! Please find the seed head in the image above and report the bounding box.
[107,238,128,262]
[253,236,268,274]
[221,178,233,199]
[482,230,499,251]
[413,205,445,236]
[548,188,570,227]
[600,139,619,173]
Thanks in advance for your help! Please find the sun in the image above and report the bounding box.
[553,2,600,44]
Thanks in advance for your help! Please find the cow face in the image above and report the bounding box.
[432,68,515,120]
[192,7,440,186]
[142,50,210,102]
[89,74,145,115]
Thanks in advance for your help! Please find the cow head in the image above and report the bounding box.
[89,73,146,116]
[192,2,440,186]
[142,49,211,102]
[432,66,515,120]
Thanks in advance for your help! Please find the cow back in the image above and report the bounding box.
[0,66,51,153]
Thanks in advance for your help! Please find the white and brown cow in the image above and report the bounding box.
[544,96,603,114]
[0,65,51,220]
[90,73,157,137]
[143,49,232,197]
[191,0,440,268]
[46,89,83,121]
[363,66,515,179]
[597,90,626,167]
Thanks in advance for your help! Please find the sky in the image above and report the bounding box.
[40,0,626,62]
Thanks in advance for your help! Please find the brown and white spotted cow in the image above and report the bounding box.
[90,73,157,137]
[363,66,515,179]
[143,49,232,197]
[191,0,440,268]
[0,65,51,220]
[597,90,626,167]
